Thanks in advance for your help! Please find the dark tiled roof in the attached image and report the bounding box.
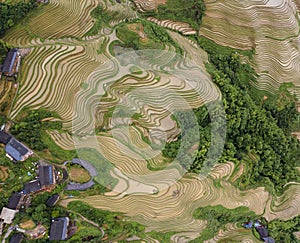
[5,144,22,161]
[0,131,12,145]
[2,49,18,74]
[24,180,41,194]
[264,237,275,243]
[39,165,54,187]
[5,138,29,161]
[49,217,68,241]
[8,138,28,155]
[256,226,269,239]
[7,193,23,210]
[9,233,24,243]
[46,194,60,207]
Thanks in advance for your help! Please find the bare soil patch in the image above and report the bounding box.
[127,23,148,42]
[20,219,36,230]
[69,167,91,183]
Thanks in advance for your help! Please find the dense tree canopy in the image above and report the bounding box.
[163,37,300,193]
[268,216,300,242]
[0,40,12,63]
[0,0,37,37]
[10,110,62,150]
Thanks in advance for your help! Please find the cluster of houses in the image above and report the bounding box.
[0,129,76,242]
[243,220,275,243]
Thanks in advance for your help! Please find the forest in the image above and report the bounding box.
[86,5,112,36]
[0,40,12,64]
[162,37,300,193]
[268,216,300,242]
[10,110,62,150]
[0,0,37,37]
[0,0,37,61]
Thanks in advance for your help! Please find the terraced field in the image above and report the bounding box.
[3,0,300,242]
[105,0,138,27]
[70,46,220,140]
[9,38,106,127]
[147,17,196,35]
[62,161,300,241]
[0,166,9,182]
[205,223,261,243]
[264,184,300,221]
[3,0,97,45]
[200,0,300,98]
[61,162,270,241]
[132,0,166,11]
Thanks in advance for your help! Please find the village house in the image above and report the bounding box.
[23,163,57,194]
[243,220,275,242]
[0,130,12,145]
[0,207,17,225]
[255,223,275,243]
[9,233,24,243]
[0,207,18,234]
[39,164,56,190]
[7,192,25,210]
[0,130,33,162]
[7,192,32,211]
[49,217,70,241]
[24,179,42,194]
[1,48,21,77]
[46,194,60,207]
[5,138,33,162]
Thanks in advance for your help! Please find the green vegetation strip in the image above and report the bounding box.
[115,19,182,53]
[191,205,256,242]
[67,201,146,241]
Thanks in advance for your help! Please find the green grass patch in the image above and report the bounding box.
[268,216,300,242]
[141,0,205,31]
[66,223,103,242]
[67,164,91,183]
[76,147,117,190]
[115,19,182,53]
[129,65,143,75]
[10,109,62,150]
[40,131,77,163]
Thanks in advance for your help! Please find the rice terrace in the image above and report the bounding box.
[0,0,299,242]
